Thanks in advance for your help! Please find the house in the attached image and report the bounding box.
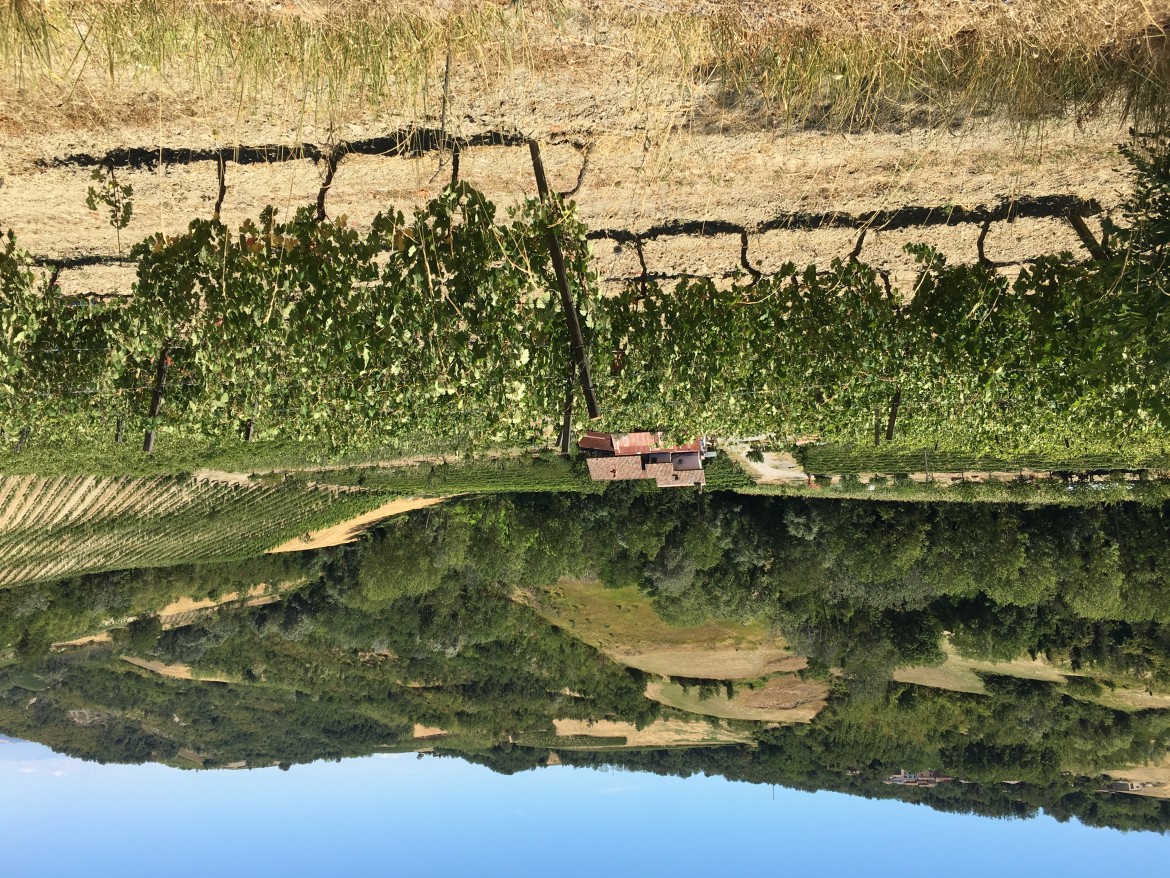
[1108,780,1146,792]
[579,431,710,489]
[883,770,955,788]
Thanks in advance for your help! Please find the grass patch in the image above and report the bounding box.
[519,578,797,680]
[2,669,51,691]
[895,644,1170,713]
[724,456,1170,507]
[311,454,603,496]
[800,445,1170,476]
[646,676,827,723]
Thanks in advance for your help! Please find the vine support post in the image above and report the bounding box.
[1067,212,1111,261]
[144,344,170,453]
[316,146,343,223]
[213,154,227,221]
[528,139,600,420]
[14,427,28,455]
[558,360,576,455]
[885,388,901,442]
[115,417,125,444]
[873,407,881,446]
[244,419,255,442]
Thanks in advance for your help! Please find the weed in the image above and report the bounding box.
[85,166,133,256]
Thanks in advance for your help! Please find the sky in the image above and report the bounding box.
[0,740,1166,878]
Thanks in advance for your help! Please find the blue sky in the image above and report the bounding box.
[1,740,1165,877]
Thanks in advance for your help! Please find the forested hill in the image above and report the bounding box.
[2,490,1170,832]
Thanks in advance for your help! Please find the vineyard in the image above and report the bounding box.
[0,474,392,588]
[798,446,1170,477]
[314,455,603,495]
[0,132,1167,478]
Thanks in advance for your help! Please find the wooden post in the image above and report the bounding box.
[1067,213,1111,261]
[874,407,881,446]
[529,140,600,420]
[316,147,342,222]
[144,345,170,453]
[244,419,255,442]
[115,417,125,444]
[14,427,28,455]
[885,388,901,442]
[213,154,227,221]
[558,360,576,455]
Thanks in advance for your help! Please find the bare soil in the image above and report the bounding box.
[553,717,751,747]
[268,495,447,553]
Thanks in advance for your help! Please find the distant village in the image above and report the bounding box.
[883,770,955,788]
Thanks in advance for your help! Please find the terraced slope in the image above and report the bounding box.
[0,474,385,588]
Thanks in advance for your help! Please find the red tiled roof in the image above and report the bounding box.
[655,467,705,488]
[609,432,702,456]
[578,431,615,453]
[611,431,664,456]
[586,456,647,482]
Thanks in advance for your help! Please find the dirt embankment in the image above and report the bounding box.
[268,496,447,553]
[1,125,1123,298]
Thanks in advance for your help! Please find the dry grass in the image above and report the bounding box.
[517,577,798,680]
[646,675,828,723]
[0,1,1165,136]
[552,717,752,747]
[1103,761,1170,798]
[709,2,1170,129]
[895,642,1170,712]
[121,655,231,682]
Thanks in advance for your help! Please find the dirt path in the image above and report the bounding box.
[121,655,231,683]
[268,496,447,553]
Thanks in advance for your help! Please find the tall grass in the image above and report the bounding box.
[0,1,1166,131]
[706,4,1170,130]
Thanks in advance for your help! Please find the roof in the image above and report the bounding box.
[578,431,615,453]
[656,468,705,488]
[586,456,646,481]
[612,431,666,456]
[603,432,704,457]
